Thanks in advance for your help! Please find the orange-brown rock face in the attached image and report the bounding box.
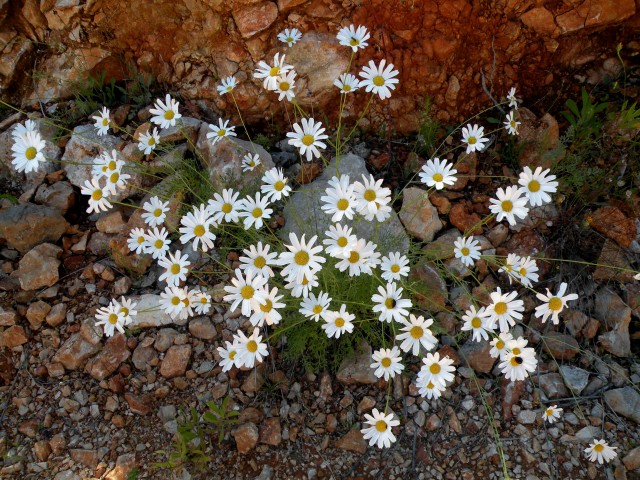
[2,0,638,133]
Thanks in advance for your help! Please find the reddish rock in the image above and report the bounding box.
[232,422,259,453]
[105,453,137,480]
[458,340,495,373]
[501,377,525,420]
[542,333,579,360]
[17,243,62,290]
[45,303,67,327]
[18,418,39,437]
[232,2,278,38]
[449,152,477,191]
[86,333,130,380]
[124,393,151,415]
[449,201,483,235]
[0,307,17,326]
[0,203,68,253]
[438,345,461,366]
[590,206,636,248]
[296,162,322,184]
[259,417,282,446]
[160,344,191,378]
[520,7,559,37]
[52,332,101,370]
[556,0,635,34]
[70,449,99,468]
[33,440,52,462]
[109,235,153,276]
[26,300,51,330]
[335,429,367,454]
[0,325,28,347]
[336,342,378,386]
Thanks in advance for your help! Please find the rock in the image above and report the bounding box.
[458,340,496,373]
[34,181,75,213]
[160,344,191,378]
[18,418,39,437]
[196,131,274,191]
[45,303,67,327]
[26,300,51,329]
[556,0,635,34]
[128,295,175,328]
[52,333,101,370]
[449,152,477,191]
[17,243,62,291]
[109,235,153,277]
[70,449,98,468]
[135,117,202,145]
[538,373,569,399]
[564,309,589,338]
[520,7,559,37]
[517,109,561,168]
[599,330,631,358]
[399,187,443,241]
[232,423,259,453]
[259,417,282,446]
[0,307,17,326]
[188,316,217,340]
[284,32,350,108]
[33,440,51,462]
[86,333,130,380]
[604,387,640,423]
[154,328,178,352]
[594,287,631,357]
[319,372,332,401]
[542,333,579,360]
[336,341,378,386]
[232,1,278,38]
[559,365,589,394]
[501,377,525,420]
[593,239,635,282]
[410,262,448,312]
[105,453,137,480]
[132,344,158,370]
[335,429,367,454]
[357,396,376,415]
[517,410,537,425]
[449,201,483,235]
[0,325,28,347]
[0,203,68,253]
[124,393,152,415]
[96,210,127,234]
[242,369,265,393]
[280,153,409,256]
[590,206,636,248]
[623,446,640,471]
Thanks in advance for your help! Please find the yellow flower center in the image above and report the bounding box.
[427,381,434,389]
[137,236,145,244]
[200,297,208,304]
[193,225,206,237]
[120,307,129,316]
[343,84,351,92]
[373,76,385,87]
[337,237,348,248]
[229,350,236,360]
[461,247,470,256]
[496,340,505,350]
[218,129,226,137]
[154,208,163,217]
[154,239,164,249]
[312,305,323,315]
[391,264,400,273]
[252,208,262,218]
[240,286,254,299]
[247,340,258,353]
[301,275,309,285]
[384,298,396,309]
[363,189,376,202]
[335,317,345,328]
[471,317,482,328]
[432,173,443,183]
[269,66,280,77]
[164,110,175,120]
[148,137,156,146]
[171,296,181,306]
[349,38,359,46]
[286,37,293,43]
[348,251,360,263]
[110,172,120,183]
[294,251,309,266]
[510,356,523,366]
[375,420,387,432]
[429,363,441,374]
[501,200,513,212]
[108,313,118,325]
[410,326,423,339]
[254,256,266,268]
[510,120,517,128]
[91,189,103,201]
[301,134,315,146]
[545,408,553,417]
[274,180,285,191]
[337,198,349,211]
[381,357,391,368]
[102,118,109,126]
[512,348,521,355]
[593,444,604,452]
[222,203,233,214]
[548,297,562,311]
[108,160,117,170]
[226,86,233,92]
[468,136,477,145]
[528,180,540,192]
[170,264,181,275]
[260,299,273,312]
[279,82,290,91]
[494,302,507,315]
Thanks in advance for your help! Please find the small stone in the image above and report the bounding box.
[559,365,589,394]
[105,453,137,480]
[0,325,28,347]
[542,333,579,360]
[18,418,39,437]
[160,344,191,378]
[336,341,378,385]
[357,396,376,415]
[33,440,51,462]
[188,316,217,340]
[52,333,101,370]
[86,333,130,381]
[45,303,67,327]
[604,387,640,424]
[538,373,569,399]
[232,423,259,453]
[259,417,282,446]
[318,372,332,401]
[26,300,51,329]
[0,203,68,253]
[0,307,17,326]
[154,328,178,351]
[335,429,367,454]
[124,393,152,415]
[622,446,640,471]
[459,340,495,373]
[132,344,157,370]
[70,449,98,468]
[241,369,265,393]
[96,211,127,234]
[33,181,75,213]
[399,187,443,241]
[426,414,441,431]
[517,410,537,425]
[17,243,62,290]
[590,205,636,248]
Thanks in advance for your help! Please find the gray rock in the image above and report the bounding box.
[594,287,632,357]
[538,373,569,399]
[52,333,101,370]
[0,203,68,253]
[128,294,177,328]
[336,341,378,386]
[559,365,589,394]
[280,153,409,255]
[34,181,76,214]
[399,187,443,242]
[517,409,537,425]
[604,387,640,423]
[17,243,62,290]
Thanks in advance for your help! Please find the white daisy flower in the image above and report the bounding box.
[208,188,241,224]
[286,117,328,162]
[499,337,537,381]
[396,314,437,355]
[453,236,481,267]
[585,439,617,464]
[234,327,269,368]
[417,379,447,400]
[127,227,148,254]
[223,268,268,317]
[419,157,458,190]
[498,253,522,284]
[633,273,640,281]
[461,306,493,342]
[92,107,111,136]
[513,256,538,287]
[370,346,404,381]
[334,73,360,93]
[253,52,293,90]
[487,288,524,333]
[278,233,326,284]
[534,282,579,325]
[241,153,261,172]
[250,286,285,327]
[322,223,357,257]
[371,282,412,323]
[504,110,520,135]
[299,291,332,322]
[361,409,400,449]
[359,59,399,100]
[217,341,239,372]
[11,130,46,174]
[278,27,302,47]
[141,196,170,227]
[206,118,237,146]
[380,252,410,282]
[507,87,518,109]
[95,304,126,337]
[104,166,131,196]
[320,175,357,223]
[274,70,296,102]
[138,127,160,155]
[193,290,212,315]
[179,204,217,252]
[489,185,529,226]
[336,24,370,52]
[334,238,378,277]
[11,119,38,140]
[489,332,513,360]
[178,287,195,321]
[416,352,456,390]
[322,304,355,339]
[261,167,291,202]
[113,297,137,325]
[149,94,182,129]
[239,242,278,279]
[81,178,112,214]
[542,405,562,423]
[159,286,186,319]
[143,226,171,260]
[238,193,273,230]
[461,123,489,154]
[286,272,319,299]
[91,150,122,179]
[517,166,558,207]
[353,174,392,222]
[217,76,238,96]
[158,249,191,287]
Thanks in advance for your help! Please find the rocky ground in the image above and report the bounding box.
[0,103,639,480]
